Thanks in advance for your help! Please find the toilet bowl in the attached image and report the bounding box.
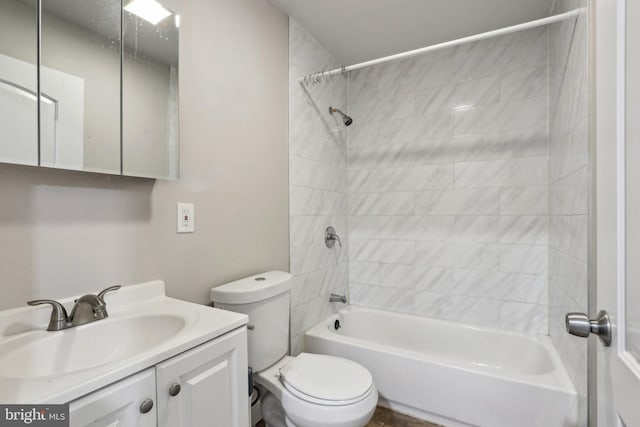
[257,354,378,427]
[210,271,377,427]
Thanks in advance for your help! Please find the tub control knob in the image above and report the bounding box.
[565,310,611,346]
[325,226,342,248]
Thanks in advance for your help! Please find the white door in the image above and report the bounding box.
[156,328,249,427]
[595,0,640,425]
[69,368,157,427]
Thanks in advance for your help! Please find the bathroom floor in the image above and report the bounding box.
[366,406,443,427]
[254,406,441,427]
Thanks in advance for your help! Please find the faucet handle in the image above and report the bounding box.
[27,300,69,331]
[325,226,342,248]
[97,285,121,302]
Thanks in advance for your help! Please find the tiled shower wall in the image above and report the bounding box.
[288,20,349,355]
[347,28,550,333]
[548,0,590,425]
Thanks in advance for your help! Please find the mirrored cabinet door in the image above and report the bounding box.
[123,0,179,179]
[40,0,122,174]
[0,0,38,167]
[0,1,179,178]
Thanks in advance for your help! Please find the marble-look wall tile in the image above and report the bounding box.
[349,238,415,264]
[549,166,589,215]
[347,25,550,334]
[501,67,548,101]
[549,249,588,309]
[347,138,461,171]
[415,188,501,215]
[413,291,502,326]
[414,266,455,291]
[349,261,379,285]
[414,85,457,115]
[379,165,455,191]
[550,119,589,183]
[290,186,347,216]
[499,301,548,334]
[349,111,454,148]
[289,264,348,307]
[350,284,419,313]
[500,244,548,274]
[550,214,588,262]
[453,216,500,243]
[414,241,501,270]
[452,76,501,108]
[454,269,548,304]
[453,97,547,136]
[290,155,346,192]
[499,186,548,215]
[289,20,349,354]
[499,216,548,245]
[379,263,419,288]
[454,157,548,188]
[350,192,416,216]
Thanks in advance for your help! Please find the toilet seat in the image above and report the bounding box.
[280,353,373,406]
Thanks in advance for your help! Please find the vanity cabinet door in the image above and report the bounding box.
[69,368,157,427]
[156,327,249,427]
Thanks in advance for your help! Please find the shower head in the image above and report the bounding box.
[329,106,353,126]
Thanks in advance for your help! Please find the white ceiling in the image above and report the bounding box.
[269,0,556,64]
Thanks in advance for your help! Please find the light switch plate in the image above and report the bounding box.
[177,203,194,233]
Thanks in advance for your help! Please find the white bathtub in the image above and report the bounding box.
[304,306,577,427]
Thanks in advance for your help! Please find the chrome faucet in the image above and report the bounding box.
[329,293,347,304]
[27,285,121,331]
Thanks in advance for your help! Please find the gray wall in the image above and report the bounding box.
[0,0,290,310]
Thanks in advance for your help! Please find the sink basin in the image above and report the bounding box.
[0,280,248,404]
[0,314,186,378]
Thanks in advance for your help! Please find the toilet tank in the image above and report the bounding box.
[211,271,291,372]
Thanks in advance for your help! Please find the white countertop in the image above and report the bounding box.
[0,280,247,404]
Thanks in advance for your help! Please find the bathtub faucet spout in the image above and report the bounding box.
[330,293,347,304]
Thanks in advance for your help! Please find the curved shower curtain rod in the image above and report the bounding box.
[299,8,583,86]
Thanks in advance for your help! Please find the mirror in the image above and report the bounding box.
[41,0,122,174]
[123,0,179,179]
[0,0,179,178]
[0,0,38,167]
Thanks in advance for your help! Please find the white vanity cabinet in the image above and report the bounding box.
[69,368,157,427]
[156,327,249,427]
[68,327,248,427]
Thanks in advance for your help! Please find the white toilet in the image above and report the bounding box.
[211,271,378,427]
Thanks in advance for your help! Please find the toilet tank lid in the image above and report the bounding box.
[210,271,291,304]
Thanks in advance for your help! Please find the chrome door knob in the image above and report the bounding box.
[565,310,612,346]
